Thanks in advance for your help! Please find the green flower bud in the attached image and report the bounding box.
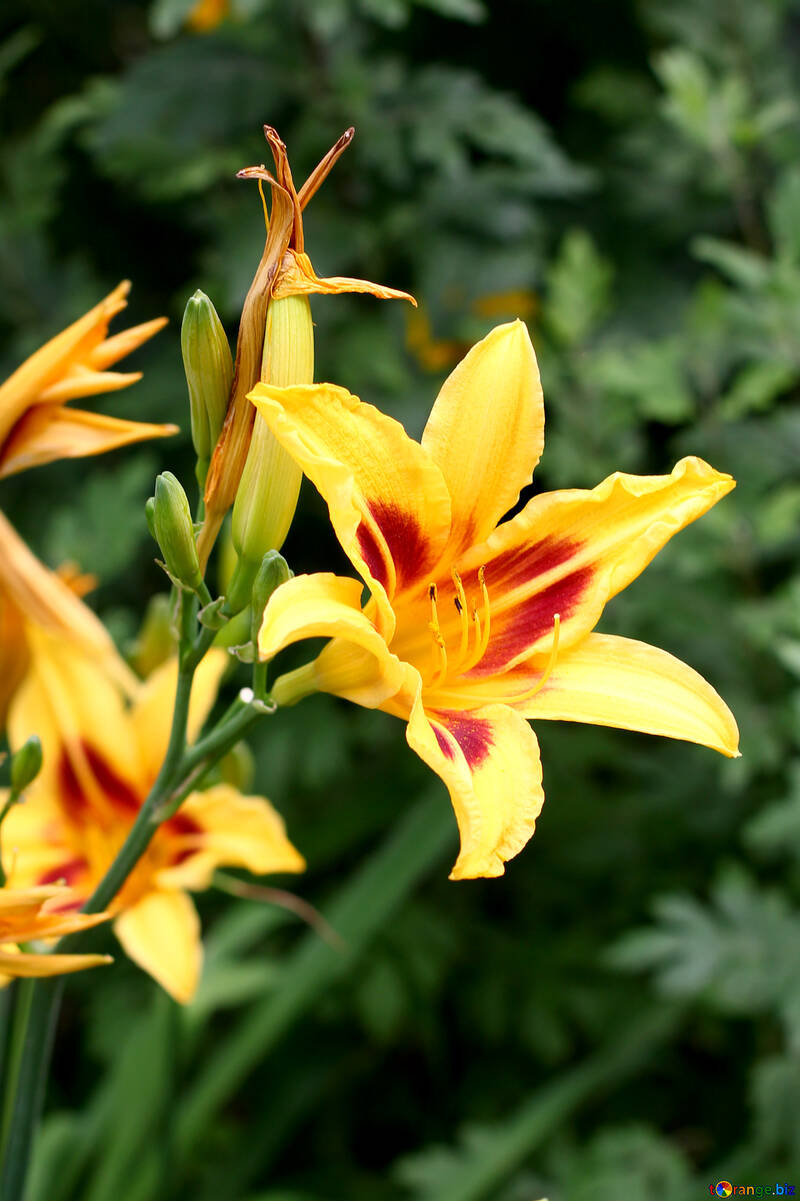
[10,735,43,794]
[219,741,255,793]
[130,593,175,677]
[181,290,233,477]
[250,550,291,644]
[153,472,203,591]
[231,294,313,583]
[145,496,158,542]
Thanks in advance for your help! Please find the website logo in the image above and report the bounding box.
[709,1186,795,1197]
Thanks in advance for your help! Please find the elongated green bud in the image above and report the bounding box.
[131,593,175,677]
[228,294,312,612]
[181,290,233,482]
[10,735,42,794]
[250,550,291,644]
[153,472,203,590]
[145,496,158,542]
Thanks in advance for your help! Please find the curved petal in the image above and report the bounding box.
[273,250,416,304]
[0,511,137,700]
[0,948,111,978]
[114,889,201,1003]
[405,689,544,880]
[158,784,305,890]
[0,282,131,446]
[453,456,734,675]
[0,405,177,479]
[516,633,740,756]
[9,627,147,809]
[131,650,228,782]
[421,321,544,557]
[260,573,410,708]
[248,382,451,632]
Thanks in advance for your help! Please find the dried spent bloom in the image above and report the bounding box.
[250,320,739,880]
[3,632,304,1002]
[198,125,414,564]
[0,885,111,979]
[0,280,175,478]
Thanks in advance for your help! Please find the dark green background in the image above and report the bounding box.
[2,0,800,1198]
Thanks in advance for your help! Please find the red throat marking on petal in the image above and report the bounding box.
[470,565,593,674]
[488,534,582,592]
[59,742,141,822]
[433,711,494,769]
[367,500,432,589]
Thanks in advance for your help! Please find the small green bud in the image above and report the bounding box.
[181,289,233,471]
[145,496,157,542]
[130,593,175,677]
[153,472,203,591]
[219,741,256,793]
[251,551,291,644]
[11,735,43,794]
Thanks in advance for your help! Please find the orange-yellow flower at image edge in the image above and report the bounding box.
[0,279,175,478]
[2,636,304,1002]
[0,886,111,979]
[250,320,739,880]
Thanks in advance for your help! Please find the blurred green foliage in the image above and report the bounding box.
[2,0,800,1197]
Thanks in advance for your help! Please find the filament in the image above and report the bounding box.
[492,613,561,705]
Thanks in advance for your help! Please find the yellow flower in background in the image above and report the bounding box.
[250,320,739,881]
[0,885,111,979]
[3,633,304,1002]
[199,125,414,560]
[0,280,175,479]
[0,511,137,727]
[186,0,229,31]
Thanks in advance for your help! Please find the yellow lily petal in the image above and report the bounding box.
[518,633,740,756]
[87,317,169,371]
[261,573,410,708]
[9,626,146,803]
[0,948,111,978]
[0,281,131,445]
[272,249,416,304]
[0,404,178,479]
[158,783,305,889]
[249,382,451,629]
[131,650,229,781]
[405,689,544,880]
[421,321,544,557]
[114,889,201,1003]
[454,456,734,675]
[0,511,137,711]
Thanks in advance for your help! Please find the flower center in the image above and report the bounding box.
[425,567,561,703]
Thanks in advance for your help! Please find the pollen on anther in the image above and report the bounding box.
[454,596,463,614]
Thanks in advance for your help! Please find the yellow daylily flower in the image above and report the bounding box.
[0,280,175,478]
[200,125,414,559]
[0,885,111,979]
[3,631,304,1002]
[249,320,740,881]
[0,511,137,727]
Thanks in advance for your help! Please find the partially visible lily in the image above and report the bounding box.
[198,125,414,564]
[3,631,304,1002]
[0,280,175,479]
[0,885,111,979]
[249,320,739,881]
[0,511,136,727]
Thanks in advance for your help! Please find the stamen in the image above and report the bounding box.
[494,613,561,705]
[451,569,470,665]
[428,583,448,686]
[459,567,492,674]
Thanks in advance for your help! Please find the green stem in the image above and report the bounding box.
[0,980,34,1157]
[0,978,63,1200]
